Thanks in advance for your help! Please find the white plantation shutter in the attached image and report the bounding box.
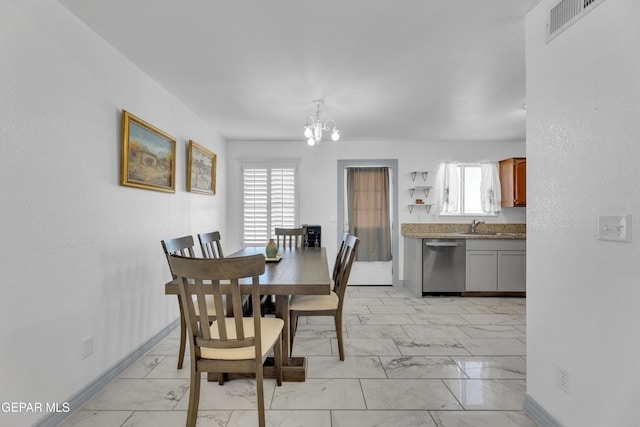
[243,168,268,245]
[270,168,296,235]
[242,161,298,245]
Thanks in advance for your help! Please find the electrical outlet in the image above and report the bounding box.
[82,336,94,359]
[556,365,571,394]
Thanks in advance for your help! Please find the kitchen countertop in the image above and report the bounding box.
[401,223,526,240]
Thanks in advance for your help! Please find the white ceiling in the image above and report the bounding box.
[59,0,541,143]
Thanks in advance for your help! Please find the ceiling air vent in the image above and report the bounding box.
[546,0,607,43]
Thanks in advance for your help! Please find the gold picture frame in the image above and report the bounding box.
[187,140,217,195]
[121,110,176,193]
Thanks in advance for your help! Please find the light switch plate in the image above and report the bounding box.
[598,215,632,242]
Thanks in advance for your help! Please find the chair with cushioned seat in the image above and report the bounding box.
[289,234,359,360]
[168,254,283,427]
[161,235,218,369]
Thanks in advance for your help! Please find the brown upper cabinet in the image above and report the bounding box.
[499,157,526,207]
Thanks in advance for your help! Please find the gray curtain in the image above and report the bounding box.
[347,167,392,262]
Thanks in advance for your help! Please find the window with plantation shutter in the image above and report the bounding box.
[242,161,298,246]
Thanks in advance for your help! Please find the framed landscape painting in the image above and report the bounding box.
[187,140,216,195]
[120,110,176,193]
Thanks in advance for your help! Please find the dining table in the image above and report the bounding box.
[164,245,331,381]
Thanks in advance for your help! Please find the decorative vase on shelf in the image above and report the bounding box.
[265,239,277,258]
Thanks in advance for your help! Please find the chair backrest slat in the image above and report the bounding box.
[275,227,307,248]
[194,277,214,339]
[230,277,245,340]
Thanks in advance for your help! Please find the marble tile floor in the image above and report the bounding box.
[60,286,538,427]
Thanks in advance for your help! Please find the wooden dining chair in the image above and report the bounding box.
[161,235,218,370]
[331,232,350,289]
[275,227,307,248]
[168,254,283,427]
[289,234,359,361]
[197,231,224,259]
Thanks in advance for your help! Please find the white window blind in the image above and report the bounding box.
[242,161,298,245]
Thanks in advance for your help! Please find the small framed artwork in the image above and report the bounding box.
[121,110,176,193]
[187,140,217,195]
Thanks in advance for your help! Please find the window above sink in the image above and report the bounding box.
[436,163,502,217]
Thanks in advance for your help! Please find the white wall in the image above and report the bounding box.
[225,139,526,282]
[526,1,640,425]
[0,1,226,425]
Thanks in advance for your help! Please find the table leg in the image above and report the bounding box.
[274,295,290,361]
[271,294,306,381]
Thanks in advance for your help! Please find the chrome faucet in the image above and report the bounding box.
[470,219,485,233]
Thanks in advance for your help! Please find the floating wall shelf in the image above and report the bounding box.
[409,186,432,198]
[408,204,433,214]
[410,171,429,181]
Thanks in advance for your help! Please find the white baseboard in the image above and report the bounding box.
[33,319,180,427]
[523,393,564,427]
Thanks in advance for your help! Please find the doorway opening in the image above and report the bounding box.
[337,159,399,285]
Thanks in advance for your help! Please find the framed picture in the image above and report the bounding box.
[187,140,217,195]
[121,110,176,193]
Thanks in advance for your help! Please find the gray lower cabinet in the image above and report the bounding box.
[403,237,423,297]
[497,250,526,291]
[466,250,498,291]
[465,240,526,292]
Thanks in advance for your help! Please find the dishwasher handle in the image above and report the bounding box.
[425,240,464,247]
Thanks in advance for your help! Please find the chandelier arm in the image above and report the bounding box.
[322,119,338,130]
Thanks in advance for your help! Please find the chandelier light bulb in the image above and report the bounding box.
[307,138,316,146]
[304,127,312,138]
[331,130,340,141]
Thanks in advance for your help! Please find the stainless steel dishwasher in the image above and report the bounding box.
[422,239,466,295]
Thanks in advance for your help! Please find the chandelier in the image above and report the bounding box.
[303,99,340,146]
